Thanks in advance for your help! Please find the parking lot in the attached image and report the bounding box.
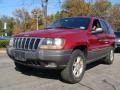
[0,52,120,90]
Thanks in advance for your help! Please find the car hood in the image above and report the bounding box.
[15,29,86,38]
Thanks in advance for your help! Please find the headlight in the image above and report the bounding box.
[9,38,14,46]
[39,38,65,50]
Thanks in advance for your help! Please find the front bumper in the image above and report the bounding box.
[7,46,72,69]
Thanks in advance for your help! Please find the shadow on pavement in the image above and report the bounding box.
[15,67,61,80]
[114,49,120,53]
[86,60,103,71]
[15,60,104,82]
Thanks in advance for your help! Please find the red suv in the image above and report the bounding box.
[7,16,115,83]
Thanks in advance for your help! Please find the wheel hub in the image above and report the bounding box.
[72,57,84,78]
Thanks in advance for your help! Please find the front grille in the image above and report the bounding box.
[13,37,41,50]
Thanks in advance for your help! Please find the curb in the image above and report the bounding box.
[0,50,6,54]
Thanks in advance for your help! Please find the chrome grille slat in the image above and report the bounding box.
[13,38,16,47]
[17,38,20,49]
[25,38,30,50]
[18,38,22,49]
[33,39,37,50]
[34,39,41,49]
[29,38,35,50]
[13,37,41,50]
[28,38,32,50]
[20,38,24,49]
[15,38,18,48]
[21,38,25,49]
[24,38,27,49]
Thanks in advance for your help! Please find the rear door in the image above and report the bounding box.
[88,19,105,61]
[100,20,115,48]
[96,20,115,57]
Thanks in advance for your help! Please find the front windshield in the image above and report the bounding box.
[48,17,90,30]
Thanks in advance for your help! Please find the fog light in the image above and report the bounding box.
[45,63,57,68]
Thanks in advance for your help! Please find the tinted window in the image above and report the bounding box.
[100,20,114,34]
[104,21,114,34]
[92,19,101,31]
[100,20,108,33]
[115,32,120,38]
[48,17,90,30]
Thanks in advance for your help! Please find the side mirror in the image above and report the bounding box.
[92,28,103,34]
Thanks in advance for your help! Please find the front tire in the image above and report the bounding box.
[61,49,86,84]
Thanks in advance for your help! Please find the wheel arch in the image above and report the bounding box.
[73,45,88,57]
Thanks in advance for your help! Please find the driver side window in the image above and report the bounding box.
[92,19,101,32]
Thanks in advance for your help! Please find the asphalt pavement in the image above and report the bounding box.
[0,53,120,90]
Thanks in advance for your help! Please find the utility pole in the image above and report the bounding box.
[36,14,39,30]
[59,0,62,18]
[41,0,48,29]
[4,22,7,36]
[32,11,39,30]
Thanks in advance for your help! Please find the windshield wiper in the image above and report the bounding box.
[55,26,75,29]
[45,27,73,29]
[46,26,82,30]
[45,27,53,29]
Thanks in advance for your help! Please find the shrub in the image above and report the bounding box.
[0,40,9,48]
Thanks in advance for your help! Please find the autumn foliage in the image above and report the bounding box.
[0,0,120,36]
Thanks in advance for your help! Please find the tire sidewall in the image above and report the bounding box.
[68,50,86,83]
[108,48,114,63]
[104,48,114,64]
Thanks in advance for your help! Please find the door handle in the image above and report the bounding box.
[98,39,109,44]
[98,39,102,41]
[98,39,103,42]
[104,39,109,44]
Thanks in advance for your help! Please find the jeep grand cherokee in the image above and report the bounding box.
[7,16,115,83]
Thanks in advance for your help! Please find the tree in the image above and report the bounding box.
[13,8,30,32]
[107,4,120,31]
[31,8,43,27]
[9,0,120,35]
[61,0,112,17]
[92,0,111,17]
[0,16,15,36]
[12,24,21,35]
[62,0,93,17]
[0,20,3,36]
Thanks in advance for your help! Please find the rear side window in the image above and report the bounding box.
[100,20,114,34]
[100,20,108,33]
[105,21,114,34]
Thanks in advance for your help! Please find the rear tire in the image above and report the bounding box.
[103,48,114,65]
[61,49,86,84]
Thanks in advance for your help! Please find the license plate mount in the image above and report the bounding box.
[14,51,26,61]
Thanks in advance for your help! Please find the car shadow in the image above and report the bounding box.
[114,49,120,53]
[15,60,104,82]
[86,60,104,70]
[15,67,61,80]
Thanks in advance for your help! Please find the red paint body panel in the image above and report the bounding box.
[15,16,115,52]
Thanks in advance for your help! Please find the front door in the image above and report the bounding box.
[87,19,107,61]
